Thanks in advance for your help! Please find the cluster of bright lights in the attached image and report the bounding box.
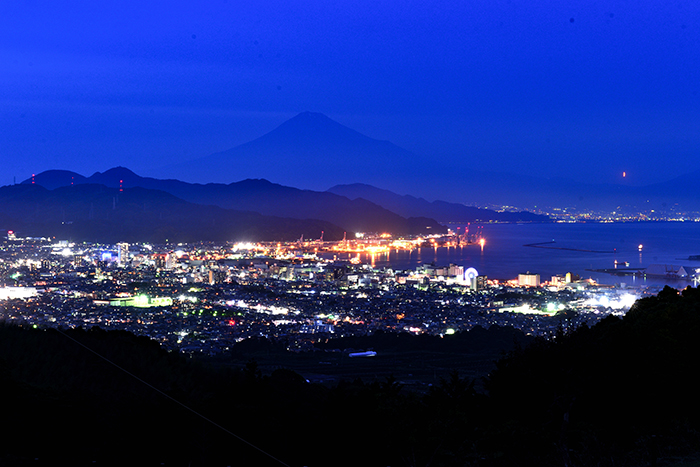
[583,293,639,310]
[134,295,149,306]
[261,305,295,315]
[389,240,414,249]
[232,242,257,252]
[0,286,38,300]
[176,330,190,344]
[328,235,433,255]
[272,319,294,326]
[502,304,557,315]
[225,299,297,315]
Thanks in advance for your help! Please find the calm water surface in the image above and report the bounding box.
[338,222,700,288]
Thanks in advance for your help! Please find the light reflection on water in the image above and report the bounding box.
[322,222,700,288]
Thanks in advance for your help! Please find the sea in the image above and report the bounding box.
[330,222,700,289]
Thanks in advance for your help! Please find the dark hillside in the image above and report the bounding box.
[23,167,446,235]
[484,285,700,466]
[329,183,550,223]
[0,183,343,242]
[3,286,700,465]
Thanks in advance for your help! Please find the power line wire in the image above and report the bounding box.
[56,328,291,467]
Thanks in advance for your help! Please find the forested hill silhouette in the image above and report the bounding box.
[329,183,549,223]
[2,286,700,465]
[484,285,700,466]
[0,183,343,242]
[21,169,88,189]
[21,167,449,234]
[23,166,545,228]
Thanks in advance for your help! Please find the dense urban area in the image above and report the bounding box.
[1,233,648,357]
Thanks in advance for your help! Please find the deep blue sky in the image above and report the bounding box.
[2,0,699,189]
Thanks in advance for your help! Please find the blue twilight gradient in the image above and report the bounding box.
[2,0,699,191]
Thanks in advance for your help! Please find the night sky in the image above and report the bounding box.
[2,1,699,189]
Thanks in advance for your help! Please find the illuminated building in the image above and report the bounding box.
[117,242,129,266]
[518,272,541,287]
[154,254,166,269]
[102,295,174,308]
[208,269,226,284]
[448,264,464,278]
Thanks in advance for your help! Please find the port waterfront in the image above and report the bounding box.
[343,221,700,287]
[1,226,667,361]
